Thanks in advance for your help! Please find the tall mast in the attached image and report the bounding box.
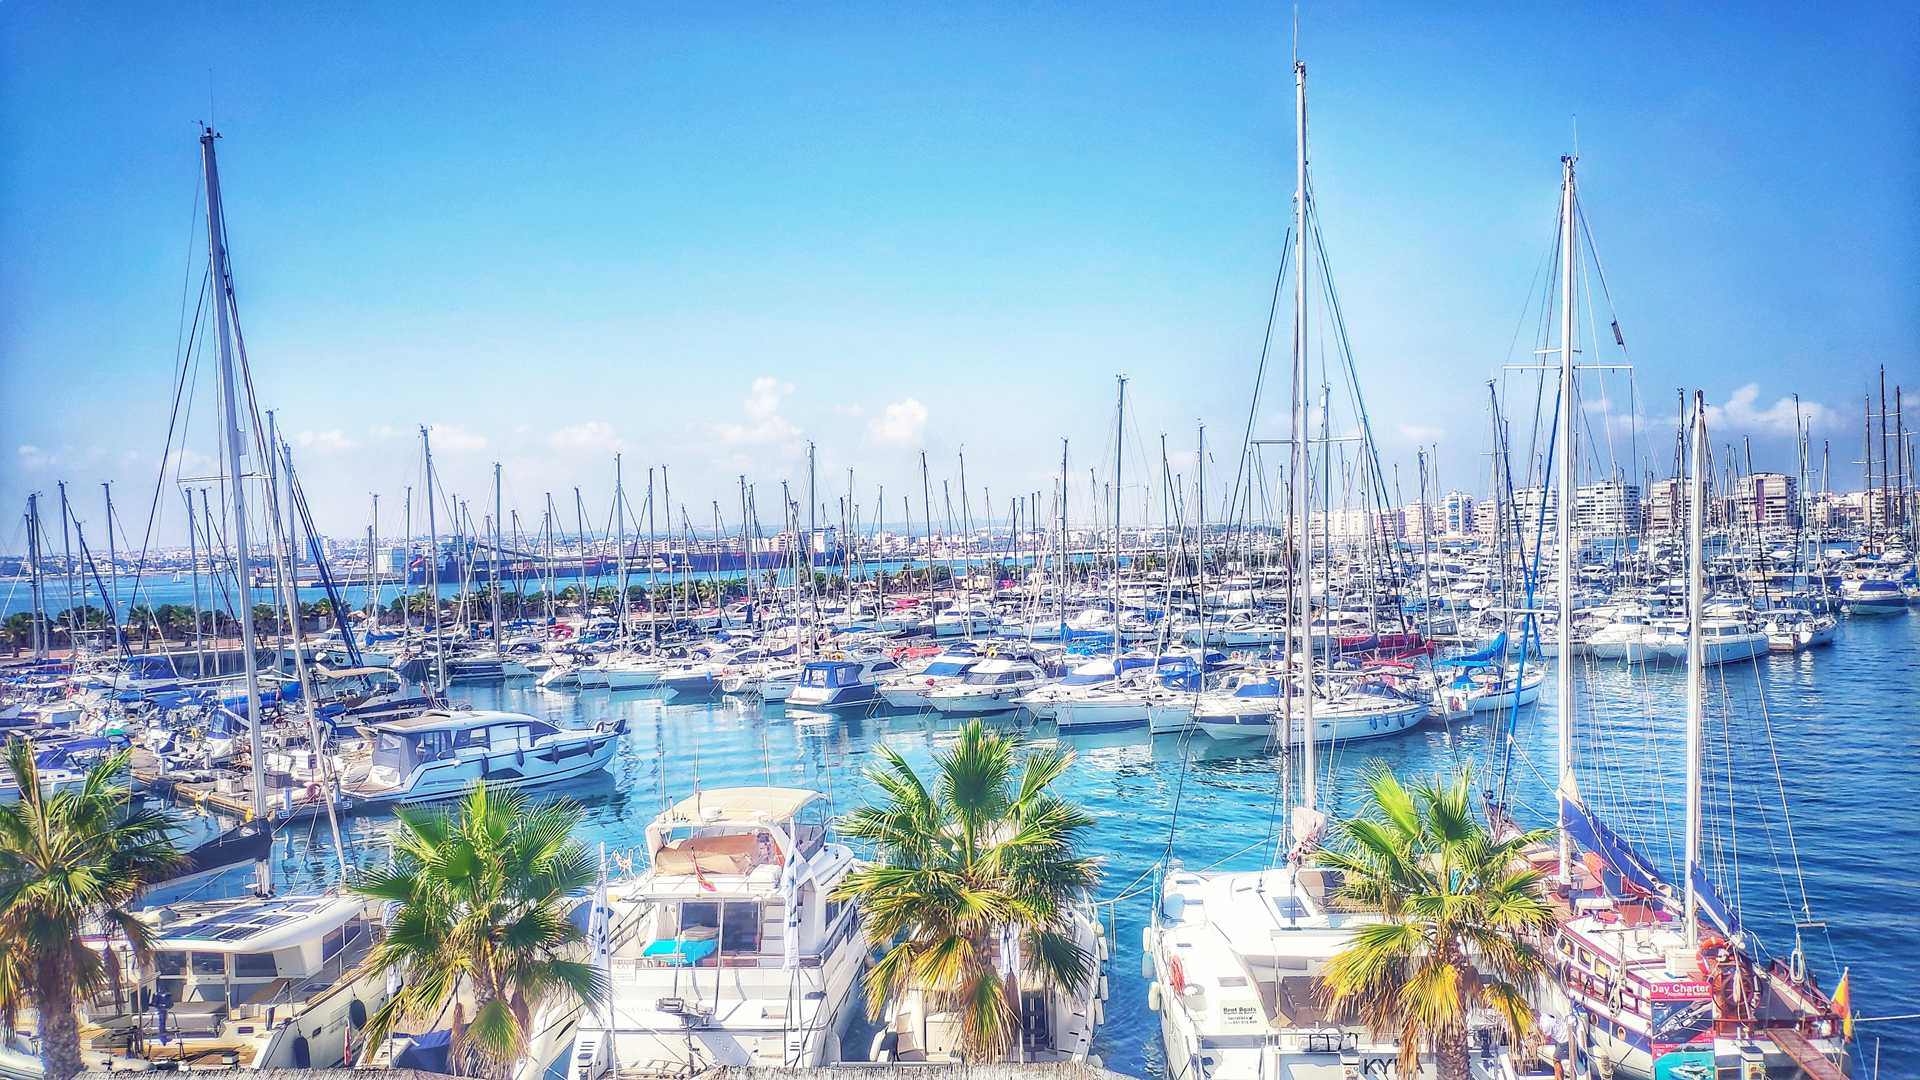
[1196,423,1207,677]
[489,463,505,651]
[101,480,118,641]
[574,488,591,627]
[1290,56,1319,841]
[739,475,755,624]
[401,486,413,638]
[647,468,658,649]
[1554,153,1578,886]
[615,454,628,649]
[1112,375,1127,660]
[1684,390,1707,948]
[26,495,46,660]
[422,426,446,692]
[201,127,272,896]
[921,451,934,603]
[58,482,75,650]
[1058,439,1069,634]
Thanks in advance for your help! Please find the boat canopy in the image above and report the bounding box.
[799,660,865,688]
[1437,632,1509,667]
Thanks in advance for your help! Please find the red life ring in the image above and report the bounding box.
[1167,956,1186,992]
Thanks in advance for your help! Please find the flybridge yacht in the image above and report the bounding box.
[869,893,1110,1065]
[925,655,1052,715]
[60,894,388,1073]
[1146,863,1526,1080]
[876,644,984,709]
[514,788,864,1079]
[338,709,624,806]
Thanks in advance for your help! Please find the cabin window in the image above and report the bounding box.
[190,952,226,977]
[679,900,722,938]
[721,901,762,955]
[233,953,278,978]
[324,917,367,963]
[456,726,491,748]
[156,952,186,976]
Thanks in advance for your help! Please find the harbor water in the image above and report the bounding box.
[196,611,1918,1074]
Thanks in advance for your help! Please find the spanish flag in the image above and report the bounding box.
[1832,968,1852,1040]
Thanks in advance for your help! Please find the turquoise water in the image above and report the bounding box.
[222,611,1918,1074]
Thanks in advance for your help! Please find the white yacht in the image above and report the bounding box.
[66,894,388,1073]
[1194,675,1426,743]
[1762,611,1837,653]
[1013,652,1154,720]
[925,656,1051,715]
[1147,862,1527,1080]
[785,655,902,709]
[339,710,624,806]
[932,603,999,638]
[515,788,864,1079]
[876,646,984,709]
[1688,618,1769,665]
[868,893,1110,1065]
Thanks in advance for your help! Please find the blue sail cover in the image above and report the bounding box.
[1690,865,1742,938]
[1438,632,1509,667]
[1561,794,1666,897]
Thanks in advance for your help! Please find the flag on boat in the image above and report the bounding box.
[1832,968,1851,1039]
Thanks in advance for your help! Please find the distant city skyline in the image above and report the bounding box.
[2,4,1914,550]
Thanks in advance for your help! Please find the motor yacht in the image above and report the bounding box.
[1147,862,1528,1080]
[925,656,1052,715]
[868,893,1109,1065]
[513,788,864,1078]
[785,655,902,710]
[875,645,983,709]
[338,709,623,806]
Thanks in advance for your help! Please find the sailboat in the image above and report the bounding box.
[1518,155,1846,1079]
[20,127,396,1078]
[1143,55,1522,1079]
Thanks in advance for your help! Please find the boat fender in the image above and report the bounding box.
[1092,997,1104,1027]
[1147,982,1162,1012]
[1098,974,1109,1001]
[1141,949,1154,980]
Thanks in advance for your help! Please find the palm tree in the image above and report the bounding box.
[355,784,606,1079]
[1314,765,1556,1080]
[0,740,183,1080]
[832,719,1098,1062]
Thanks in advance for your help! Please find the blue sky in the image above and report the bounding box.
[2,3,1915,543]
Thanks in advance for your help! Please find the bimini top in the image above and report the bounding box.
[154,893,365,954]
[368,708,553,735]
[660,786,824,825]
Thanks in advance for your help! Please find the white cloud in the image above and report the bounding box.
[424,422,488,452]
[716,377,801,445]
[1704,384,1829,436]
[1396,423,1445,443]
[293,428,358,452]
[17,444,51,470]
[548,420,625,453]
[869,398,929,445]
